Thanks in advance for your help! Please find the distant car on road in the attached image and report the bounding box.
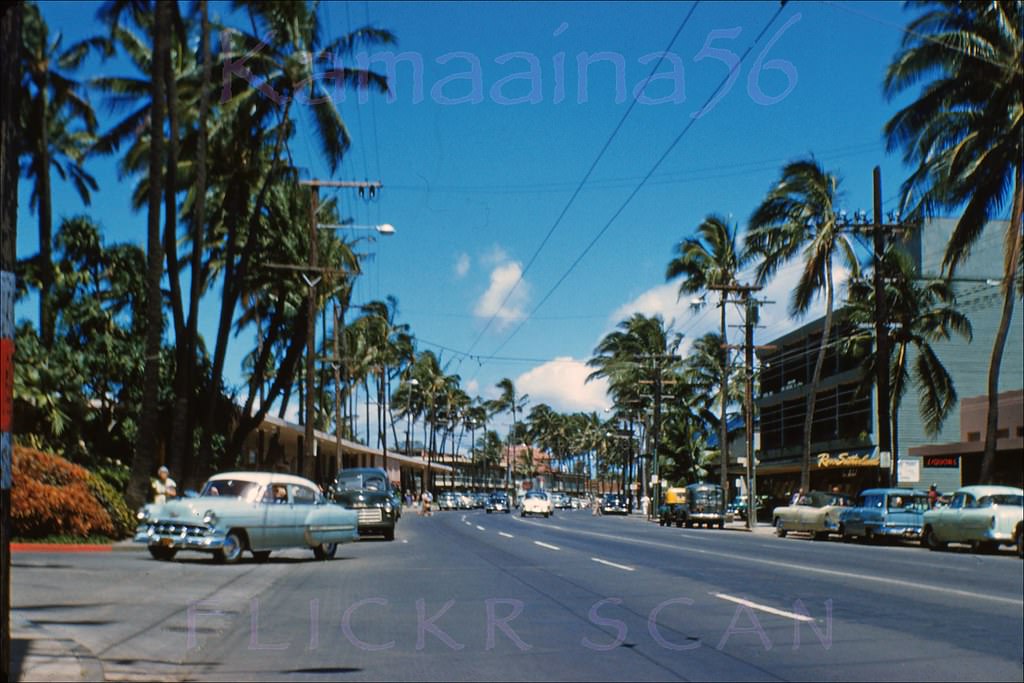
[601,493,629,515]
[921,485,1024,555]
[437,492,459,511]
[486,492,511,514]
[839,488,929,542]
[329,467,399,541]
[678,483,727,529]
[521,490,554,518]
[659,487,689,527]
[773,490,854,540]
[550,492,572,509]
[135,472,358,562]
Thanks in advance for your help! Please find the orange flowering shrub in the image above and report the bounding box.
[11,446,116,539]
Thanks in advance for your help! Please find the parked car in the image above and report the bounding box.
[839,488,929,542]
[550,492,572,509]
[601,493,629,515]
[659,487,689,527]
[437,492,459,510]
[456,491,476,510]
[135,472,358,562]
[773,491,854,539]
[486,492,511,514]
[921,485,1024,555]
[329,467,399,541]
[677,482,727,529]
[521,490,554,517]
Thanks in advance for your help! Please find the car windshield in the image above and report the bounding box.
[692,489,723,506]
[526,491,547,499]
[977,494,1024,507]
[336,473,387,491]
[200,479,262,501]
[887,495,929,511]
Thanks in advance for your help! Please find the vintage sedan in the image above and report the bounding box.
[134,472,358,562]
[329,467,399,541]
[921,485,1024,554]
[773,491,854,540]
[486,492,511,513]
[601,493,629,515]
[521,490,554,517]
[839,488,929,542]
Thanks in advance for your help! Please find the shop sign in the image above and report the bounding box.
[923,455,959,468]
[816,451,879,468]
[898,458,921,483]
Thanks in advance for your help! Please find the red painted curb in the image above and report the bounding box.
[12,543,113,553]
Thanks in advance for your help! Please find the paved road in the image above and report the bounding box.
[11,509,1023,681]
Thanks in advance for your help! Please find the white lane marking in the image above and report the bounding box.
[712,593,814,622]
[464,521,472,526]
[460,515,466,522]
[591,557,635,572]
[401,539,408,544]
[513,518,1023,607]
[498,532,515,539]
[476,525,486,531]
[533,541,561,551]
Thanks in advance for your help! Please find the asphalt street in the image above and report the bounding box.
[11,509,1024,682]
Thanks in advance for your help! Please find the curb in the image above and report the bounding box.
[12,543,112,553]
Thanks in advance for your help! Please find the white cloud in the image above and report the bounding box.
[465,378,480,395]
[515,357,610,413]
[480,244,509,266]
[474,260,528,329]
[454,252,470,278]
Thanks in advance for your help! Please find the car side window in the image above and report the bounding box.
[948,493,965,510]
[962,493,976,509]
[292,485,317,505]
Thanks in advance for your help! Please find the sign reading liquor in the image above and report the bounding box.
[923,455,960,468]
[816,451,880,468]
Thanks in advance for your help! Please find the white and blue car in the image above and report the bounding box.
[839,488,930,542]
[921,485,1024,555]
[135,472,359,563]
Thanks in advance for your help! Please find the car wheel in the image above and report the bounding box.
[521,511,525,517]
[839,524,852,543]
[970,540,998,554]
[775,519,787,538]
[148,545,177,561]
[684,520,693,529]
[215,530,245,564]
[486,510,492,514]
[252,550,271,563]
[813,531,828,541]
[313,542,337,560]
[1016,524,1023,559]
[717,520,725,530]
[384,527,396,542]
[921,526,943,551]
[544,512,550,518]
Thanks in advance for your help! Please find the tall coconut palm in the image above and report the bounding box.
[883,0,1023,483]
[666,213,749,495]
[746,159,861,491]
[845,247,973,468]
[487,378,529,491]
[20,2,100,348]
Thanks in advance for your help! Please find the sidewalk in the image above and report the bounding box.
[9,615,104,682]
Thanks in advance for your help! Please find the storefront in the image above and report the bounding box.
[756,447,886,504]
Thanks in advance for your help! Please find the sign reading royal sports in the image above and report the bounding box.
[816,450,880,468]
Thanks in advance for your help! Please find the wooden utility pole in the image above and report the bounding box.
[871,166,892,487]
[1,5,22,678]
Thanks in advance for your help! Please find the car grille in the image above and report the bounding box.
[153,522,210,537]
[357,509,383,524]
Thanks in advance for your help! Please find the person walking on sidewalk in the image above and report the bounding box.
[152,466,177,504]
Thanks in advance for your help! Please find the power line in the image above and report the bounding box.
[463,1,703,356]
[481,2,791,365]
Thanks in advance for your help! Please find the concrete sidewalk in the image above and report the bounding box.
[9,615,105,682]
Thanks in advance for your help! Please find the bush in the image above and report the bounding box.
[11,446,118,540]
[86,473,136,538]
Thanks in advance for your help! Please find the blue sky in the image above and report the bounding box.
[19,1,924,436]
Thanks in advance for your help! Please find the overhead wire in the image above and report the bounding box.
[480,2,792,365]
[463,1,703,356]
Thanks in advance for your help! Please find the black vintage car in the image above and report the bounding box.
[329,467,398,541]
[601,493,629,515]
[678,482,727,529]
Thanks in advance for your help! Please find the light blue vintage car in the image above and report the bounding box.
[921,485,1024,555]
[135,472,358,563]
[839,488,929,542]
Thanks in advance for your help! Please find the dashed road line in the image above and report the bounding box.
[591,557,635,572]
[712,593,815,622]
[476,525,486,531]
[533,541,561,551]
[498,532,514,539]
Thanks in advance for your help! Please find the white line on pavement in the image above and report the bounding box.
[498,532,514,539]
[533,541,561,551]
[712,593,815,622]
[591,557,635,572]
[476,525,486,531]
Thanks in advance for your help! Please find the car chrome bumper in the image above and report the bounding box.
[134,524,227,551]
[879,525,922,538]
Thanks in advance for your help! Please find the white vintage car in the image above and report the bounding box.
[135,472,359,563]
[921,485,1024,555]
[772,490,854,540]
[521,490,553,518]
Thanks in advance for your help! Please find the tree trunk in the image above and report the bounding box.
[36,87,54,347]
[127,1,167,509]
[800,262,834,492]
[979,166,1023,484]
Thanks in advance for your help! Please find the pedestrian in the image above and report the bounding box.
[928,484,940,509]
[426,490,433,516]
[152,466,177,504]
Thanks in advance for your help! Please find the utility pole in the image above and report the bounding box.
[871,166,892,487]
[719,293,729,503]
[333,303,343,476]
[1,5,21,679]
[638,354,681,519]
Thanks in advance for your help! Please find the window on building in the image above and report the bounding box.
[996,428,1009,439]
[966,432,981,442]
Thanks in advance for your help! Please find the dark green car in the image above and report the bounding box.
[328,467,399,541]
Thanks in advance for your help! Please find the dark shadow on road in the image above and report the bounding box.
[9,637,29,682]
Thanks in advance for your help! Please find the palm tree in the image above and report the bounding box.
[845,247,973,471]
[487,378,529,492]
[883,0,1023,483]
[746,159,861,491]
[666,213,748,495]
[20,2,100,347]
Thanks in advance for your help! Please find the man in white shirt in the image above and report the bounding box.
[152,466,177,504]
